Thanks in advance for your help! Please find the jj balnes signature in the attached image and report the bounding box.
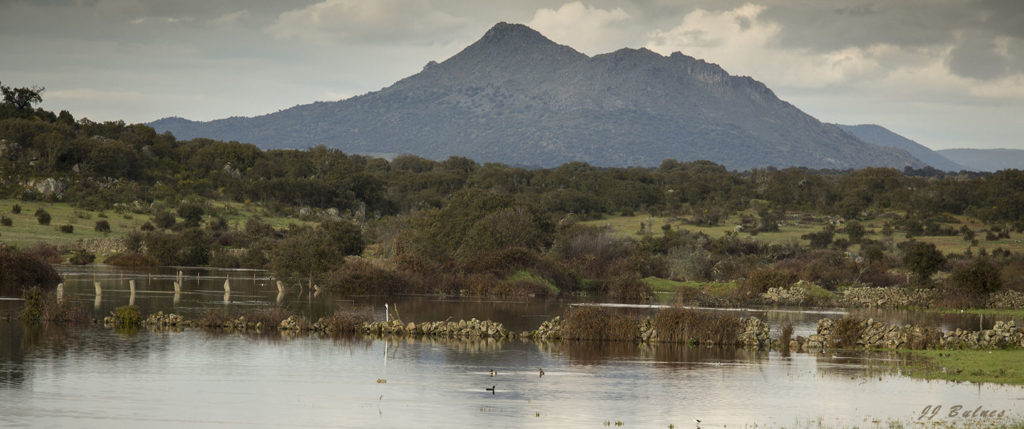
[918,404,1010,421]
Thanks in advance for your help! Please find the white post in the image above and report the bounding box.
[385,303,389,322]
[56,283,64,302]
[129,280,136,306]
[276,280,285,294]
[94,281,102,296]
[173,281,181,293]
[223,278,231,293]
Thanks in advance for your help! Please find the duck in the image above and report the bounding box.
[489,369,496,377]
[539,368,545,378]
[485,385,496,394]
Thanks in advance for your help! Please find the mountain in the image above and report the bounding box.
[150,22,925,171]
[937,149,1024,172]
[835,124,965,171]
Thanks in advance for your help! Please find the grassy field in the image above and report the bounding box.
[582,212,1024,255]
[0,198,309,252]
[901,349,1024,386]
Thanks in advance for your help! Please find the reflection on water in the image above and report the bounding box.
[0,324,1021,428]
[1,265,1022,427]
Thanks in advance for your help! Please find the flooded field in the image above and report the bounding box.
[1,265,1022,428]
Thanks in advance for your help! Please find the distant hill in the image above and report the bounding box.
[835,124,965,171]
[151,22,925,171]
[937,149,1024,172]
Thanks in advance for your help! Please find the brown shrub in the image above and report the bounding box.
[560,306,638,341]
[22,243,63,264]
[733,268,796,301]
[105,252,157,268]
[321,259,421,295]
[319,306,374,333]
[779,323,794,348]
[0,246,62,295]
[246,307,293,328]
[833,317,864,349]
[196,309,232,327]
[652,308,742,345]
[589,276,651,302]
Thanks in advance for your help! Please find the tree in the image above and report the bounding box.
[177,201,205,227]
[0,82,44,110]
[902,241,945,287]
[270,220,364,282]
[949,257,1002,296]
[845,221,865,244]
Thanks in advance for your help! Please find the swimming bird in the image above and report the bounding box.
[490,369,496,377]
[486,385,495,394]
[539,368,545,378]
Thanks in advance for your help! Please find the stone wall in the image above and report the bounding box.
[797,317,1022,351]
[840,287,935,309]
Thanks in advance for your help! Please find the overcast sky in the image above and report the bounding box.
[2,0,1022,150]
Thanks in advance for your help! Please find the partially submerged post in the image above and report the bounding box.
[177,270,183,285]
[276,280,285,294]
[56,283,64,302]
[129,279,136,306]
[173,281,181,293]
[94,281,102,296]
[223,278,231,293]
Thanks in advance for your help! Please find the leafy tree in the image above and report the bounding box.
[0,82,44,110]
[949,257,1002,296]
[902,241,945,287]
[270,220,364,282]
[35,208,51,225]
[844,221,865,244]
[177,200,205,227]
[152,210,176,229]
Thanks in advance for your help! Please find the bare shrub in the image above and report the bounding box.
[653,308,742,345]
[560,306,638,341]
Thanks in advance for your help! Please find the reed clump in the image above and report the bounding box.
[652,307,742,345]
[315,306,374,334]
[559,306,638,341]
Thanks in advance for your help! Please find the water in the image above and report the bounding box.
[1,265,1022,427]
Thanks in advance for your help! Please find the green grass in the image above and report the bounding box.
[642,277,736,298]
[902,349,1024,386]
[581,212,1024,256]
[506,270,560,295]
[0,198,310,257]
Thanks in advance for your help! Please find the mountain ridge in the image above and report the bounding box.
[150,22,925,171]
[834,124,965,171]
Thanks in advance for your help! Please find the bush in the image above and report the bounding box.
[110,305,142,328]
[69,249,96,265]
[317,307,374,334]
[901,241,945,287]
[779,323,794,349]
[35,209,51,225]
[1,216,10,226]
[590,276,651,302]
[246,307,293,329]
[733,268,796,301]
[152,210,176,229]
[833,317,863,348]
[59,224,74,234]
[94,220,111,233]
[22,243,63,264]
[11,204,21,214]
[19,287,45,322]
[140,221,155,231]
[653,308,742,345]
[321,259,419,295]
[947,257,1002,297]
[2,247,64,295]
[104,252,157,268]
[560,306,638,341]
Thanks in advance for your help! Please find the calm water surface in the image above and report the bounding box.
[0,266,1021,428]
